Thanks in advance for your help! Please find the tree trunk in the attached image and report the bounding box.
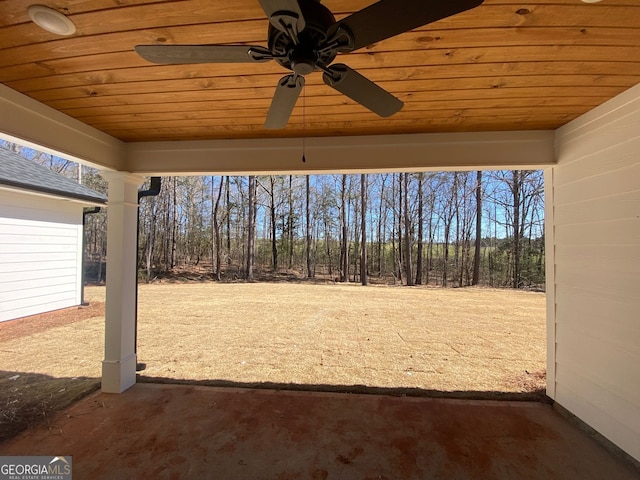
[171,177,177,269]
[211,177,215,275]
[415,173,424,285]
[512,170,522,288]
[396,173,403,283]
[442,174,456,287]
[427,211,433,285]
[442,222,450,287]
[453,172,460,285]
[376,175,386,276]
[360,174,368,286]
[213,177,224,281]
[269,176,278,271]
[324,216,333,277]
[246,176,256,280]
[340,175,349,282]
[145,204,156,283]
[162,185,170,271]
[403,173,414,286]
[352,193,359,282]
[288,175,294,268]
[306,175,313,278]
[472,171,482,285]
[225,176,231,262]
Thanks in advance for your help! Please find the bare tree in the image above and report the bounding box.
[472,171,482,285]
[415,172,424,285]
[339,175,349,282]
[393,173,403,284]
[375,174,388,277]
[212,177,224,281]
[225,176,231,262]
[269,176,279,271]
[360,174,368,286]
[440,173,457,287]
[403,173,414,286]
[511,171,522,288]
[171,177,178,269]
[306,175,313,278]
[288,175,294,268]
[246,176,257,280]
[144,196,157,282]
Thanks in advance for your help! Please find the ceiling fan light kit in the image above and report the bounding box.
[135,0,484,129]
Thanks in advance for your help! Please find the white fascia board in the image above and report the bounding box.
[0,84,125,171]
[126,130,556,176]
[0,184,106,207]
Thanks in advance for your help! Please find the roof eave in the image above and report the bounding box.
[0,182,107,207]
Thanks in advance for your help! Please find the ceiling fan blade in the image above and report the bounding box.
[322,63,404,117]
[332,0,484,52]
[265,75,305,129]
[258,0,306,35]
[135,45,272,64]
[323,64,403,118]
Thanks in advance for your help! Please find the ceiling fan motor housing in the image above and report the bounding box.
[268,0,338,74]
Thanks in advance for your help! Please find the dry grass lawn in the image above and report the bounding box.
[0,282,546,442]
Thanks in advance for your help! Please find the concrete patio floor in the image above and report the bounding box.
[0,384,637,479]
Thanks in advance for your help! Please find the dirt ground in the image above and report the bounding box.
[0,282,546,443]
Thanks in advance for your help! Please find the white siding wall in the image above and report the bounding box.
[0,189,83,322]
[551,83,640,461]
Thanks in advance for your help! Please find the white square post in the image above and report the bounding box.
[101,172,144,393]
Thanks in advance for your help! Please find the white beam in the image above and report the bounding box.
[0,84,125,171]
[126,130,556,175]
[101,171,144,393]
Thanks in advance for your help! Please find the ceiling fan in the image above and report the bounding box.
[136,0,484,129]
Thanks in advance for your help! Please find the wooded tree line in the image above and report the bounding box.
[126,170,545,289]
[3,142,545,289]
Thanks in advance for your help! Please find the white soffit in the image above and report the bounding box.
[0,85,125,171]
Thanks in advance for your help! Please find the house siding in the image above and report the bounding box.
[0,190,83,322]
[551,83,640,461]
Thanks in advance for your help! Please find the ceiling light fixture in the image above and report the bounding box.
[27,5,76,36]
[580,0,603,3]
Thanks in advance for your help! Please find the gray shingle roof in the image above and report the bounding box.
[0,148,107,204]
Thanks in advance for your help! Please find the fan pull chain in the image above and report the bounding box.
[302,90,306,163]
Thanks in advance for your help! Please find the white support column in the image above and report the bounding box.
[101,172,143,393]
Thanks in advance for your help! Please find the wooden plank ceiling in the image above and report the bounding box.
[1,0,639,142]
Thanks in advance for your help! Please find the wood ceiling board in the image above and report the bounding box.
[3,4,640,64]
[9,59,640,96]
[5,43,639,87]
[28,73,640,103]
[64,95,611,132]
[1,0,639,142]
[87,107,587,133]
